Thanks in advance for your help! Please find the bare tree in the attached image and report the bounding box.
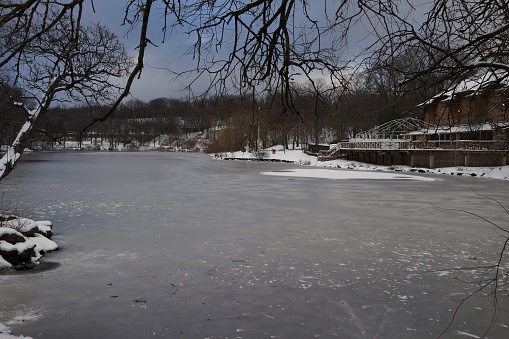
[359,0,509,88]
[430,190,509,338]
[3,1,508,166]
[0,15,131,180]
[157,0,351,113]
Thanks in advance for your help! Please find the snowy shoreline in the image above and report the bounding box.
[215,147,509,181]
[18,148,509,181]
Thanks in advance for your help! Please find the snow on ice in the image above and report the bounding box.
[219,147,509,181]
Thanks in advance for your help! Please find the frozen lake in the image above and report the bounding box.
[1,152,508,338]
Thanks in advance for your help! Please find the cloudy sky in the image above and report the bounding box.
[83,0,204,102]
[82,1,427,103]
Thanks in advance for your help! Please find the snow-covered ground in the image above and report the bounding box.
[221,146,509,181]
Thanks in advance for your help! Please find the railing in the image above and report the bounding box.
[338,140,498,151]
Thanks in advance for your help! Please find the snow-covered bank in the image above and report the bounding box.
[217,147,509,181]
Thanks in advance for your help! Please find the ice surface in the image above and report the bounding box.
[0,152,508,338]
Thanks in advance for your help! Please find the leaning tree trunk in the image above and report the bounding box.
[0,80,55,181]
[1,109,41,181]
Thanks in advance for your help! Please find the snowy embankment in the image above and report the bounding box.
[216,146,509,181]
[0,217,58,270]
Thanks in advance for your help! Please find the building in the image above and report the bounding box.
[319,71,509,168]
[417,70,509,147]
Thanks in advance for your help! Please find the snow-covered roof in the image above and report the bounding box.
[418,70,509,107]
[405,121,509,135]
[426,123,494,134]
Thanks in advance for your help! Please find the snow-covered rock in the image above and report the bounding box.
[0,216,58,269]
[0,322,33,338]
[0,228,26,244]
[28,233,59,255]
[0,216,53,238]
[19,220,53,238]
[0,255,11,269]
[0,235,36,267]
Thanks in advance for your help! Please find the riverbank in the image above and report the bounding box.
[217,146,509,181]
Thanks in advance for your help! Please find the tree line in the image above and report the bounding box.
[2,0,508,178]
[5,69,433,153]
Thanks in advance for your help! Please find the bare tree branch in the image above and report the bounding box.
[83,0,153,131]
[428,190,509,338]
